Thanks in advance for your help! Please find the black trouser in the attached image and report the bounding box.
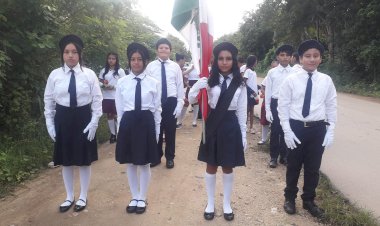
[158,97,177,161]
[284,120,326,201]
[269,98,287,160]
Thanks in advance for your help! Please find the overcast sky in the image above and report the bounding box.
[135,0,263,43]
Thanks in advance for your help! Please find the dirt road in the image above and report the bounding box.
[320,93,380,218]
[0,113,323,226]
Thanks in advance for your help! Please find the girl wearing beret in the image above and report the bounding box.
[115,42,161,214]
[44,34,103,212]
[98,52,126,143]
[189,42,247,221]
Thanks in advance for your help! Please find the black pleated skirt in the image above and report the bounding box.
[198,110,245,167]
[54,104,98,166]
[115,110,159,165]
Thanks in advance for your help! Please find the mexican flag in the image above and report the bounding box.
[171,0,214,121]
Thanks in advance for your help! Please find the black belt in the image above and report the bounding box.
[290,119,329,128]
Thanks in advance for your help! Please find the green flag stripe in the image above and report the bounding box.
[171,0,198,31]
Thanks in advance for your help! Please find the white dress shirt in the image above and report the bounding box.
[243,68,258,94]
[98,68,126,99]
[44,63,103,122]
[265,64,294,111]
[188,73,247,137]
[240,65,246,74]
[292,64,303,72]
[187,67,200,81]
[115,71,162,133]
[278,69,337,126]
[145,58,185,105]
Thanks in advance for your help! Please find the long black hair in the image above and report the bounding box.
[127,46,149,72]
[208,50,243,88]
[102,52,120,78]
[246,55,257,71]
[60,42,83,69]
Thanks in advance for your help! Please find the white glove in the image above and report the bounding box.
[284,131,301,149]
[173,101,184,119]
[83,122,98,141]
[192,77,208,92]
[322,125,335,149]
[46,119,56,142]
[266,111,273,123]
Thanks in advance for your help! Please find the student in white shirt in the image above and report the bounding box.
[115,42,161,215]
[189,42,247,222]
[145,38,184,169]
[265,44,294,168]
[279,39,337,218]
[98,52,126,143]
[44,35,103,213]
[243,55,259,134]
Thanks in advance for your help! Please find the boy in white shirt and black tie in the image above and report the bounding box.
[278,39,337,218]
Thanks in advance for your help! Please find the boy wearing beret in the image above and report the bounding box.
[278,39,337,218]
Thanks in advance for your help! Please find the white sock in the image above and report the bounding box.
[262,125,269,141]
[61,166,74,206]
[77,166,91,206]
[137,164,151,207]
[205,173,216,213]
[126,164,139,206]
[223,173,234,214]
[108,119,116,135]
[192,105,199,124]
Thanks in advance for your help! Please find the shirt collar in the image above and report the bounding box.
[130,71,147,80]
[64,63,81,74]
[219,73,233,82]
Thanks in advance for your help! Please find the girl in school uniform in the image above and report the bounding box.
[99,52,126,143]
[243,55,259,134]
[189,42,247,221]
[115,42,161,214]
[44,34,103,212]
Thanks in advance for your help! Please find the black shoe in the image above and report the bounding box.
[303,200,324,218]
[279,157,288,165]
[223,212,234,221]
[150,160,161,168]
[166,159,174,169]
[126,199,138,213]
[74,199,87,212]
[135,200,147,214]
[283,200,296,214]
[59,199,74,213]
[204,211,215,220]
[110,134,117,144]
[269,159,278,168]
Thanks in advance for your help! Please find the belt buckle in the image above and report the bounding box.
[304,122,310,127]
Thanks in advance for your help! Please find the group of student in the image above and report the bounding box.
[44,34,336,221]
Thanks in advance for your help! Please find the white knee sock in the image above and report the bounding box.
[61,166,74,206]
[223,173,234,214]
[192,105,199,124]
[205,173,216,212]
[77,166,91,206]
[127,164,139,206]
[262,125,269,142]
[137,164,151,207]
[108,119,116,135]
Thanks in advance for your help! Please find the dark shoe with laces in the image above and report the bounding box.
[303,200,324,218]
[110,134,117,144]
[279,157,288,166]
[74,199,87,212]
[126,199,138,213]
[269,159,278,168]
[284,200,296,214]
[223,212,234,221]
[59,199,74,213]
[135,200,147,214]
[166,159,174,169]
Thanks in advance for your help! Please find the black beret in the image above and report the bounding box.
[275,44,294,55]
[59,34,84,52]
[155,38,172,50]
[127,42,150,61]
[298,39,324,56]
[213,42,238,57]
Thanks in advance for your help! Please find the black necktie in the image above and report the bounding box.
[134,77,141,111]
[161,61,167,104]
[220,76,228,95]
[302,72,313,117]
[68,69,77,107]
